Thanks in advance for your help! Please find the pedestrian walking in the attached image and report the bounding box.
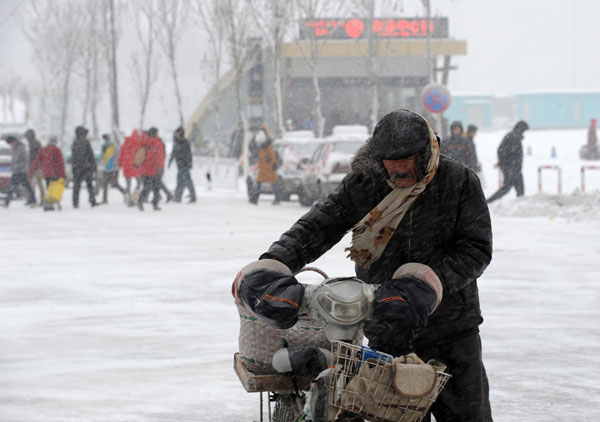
[168,127,196,203]
[440,121,479,171]
[71,126,98,208]
[100,133,126,204]
[137,131,165,211]
[119,130,142,204]
[3,136,36,207]
[487,120,529,203]
[249,127,280,205]
[148,127,173,203]
[28,136,66,211]
[24,129,44,204]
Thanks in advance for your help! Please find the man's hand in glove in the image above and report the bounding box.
[232,259,304,329]
[373,263,443,329]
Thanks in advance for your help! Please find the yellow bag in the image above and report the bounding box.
[45,178,65,204]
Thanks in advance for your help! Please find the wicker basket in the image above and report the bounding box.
[237,302,329,374]
[328,341,451,422]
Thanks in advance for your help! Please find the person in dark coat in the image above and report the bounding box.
[233,109,494,421]
[168,127,196,203]
[465,124,482,172]
[71,126,98,208]
[486,120,529,203]
[148,127,173,203]
[24,128,44,204]
[3,136,36,207]
[440,120,479,171]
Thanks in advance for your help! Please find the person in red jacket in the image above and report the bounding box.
[28,136,66,211]
[118,130,142,198]
[137,131,165,211]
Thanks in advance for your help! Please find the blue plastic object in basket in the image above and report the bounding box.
[360,345,393,368]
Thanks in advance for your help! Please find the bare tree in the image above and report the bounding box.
[219,0,254,178]
[292,0,351,137]
[195,0,226,161]
[78,0,106,139]
[157,0,191,127]
[99,0,124,141]
[130,0,161,130]
[248,0,294,138]
[23,0,85,141]
[354,0,404,130]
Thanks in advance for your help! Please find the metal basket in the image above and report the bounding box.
[328,341,451,422]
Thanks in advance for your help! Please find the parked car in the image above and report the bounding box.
[246,131,320,202]
[0,138,13,196]
[299,135,367,206]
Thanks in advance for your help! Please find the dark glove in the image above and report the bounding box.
[232,259,304,329]
[373,263,443,329]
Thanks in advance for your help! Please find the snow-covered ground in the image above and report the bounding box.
[1,128,600,421]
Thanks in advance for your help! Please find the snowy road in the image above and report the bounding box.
[2,187,600,422]
[2,127,600,421]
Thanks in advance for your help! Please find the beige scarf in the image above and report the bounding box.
[346,120,440,269]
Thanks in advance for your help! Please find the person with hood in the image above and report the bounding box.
[233,109,493,421]
[486,120,529,203]
[249,127,280,205]
[585,118,599,159]
[24,129,44,204]
[118,130,142,199]
[3,136,36,207]
[28,136,66,211]
[440,120,479,171]
[71,126,98,208]
[100,133,126,204]
[168,127,196,203]
[137,131,165,211]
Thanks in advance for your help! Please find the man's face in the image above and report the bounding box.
[25,131,34,142]
[469,130,477,138]
[383,156,418,188]
[451,126,462,136]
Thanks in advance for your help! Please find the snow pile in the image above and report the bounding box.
[488,190,600,220]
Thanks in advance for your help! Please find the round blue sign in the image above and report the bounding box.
[421,84,451,114]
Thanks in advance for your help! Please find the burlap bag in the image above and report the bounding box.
[237,302,330,374]
[340,354,446,422]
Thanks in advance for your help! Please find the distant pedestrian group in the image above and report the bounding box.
[2,125,197,212]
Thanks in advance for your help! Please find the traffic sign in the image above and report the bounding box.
[421,84,451,114]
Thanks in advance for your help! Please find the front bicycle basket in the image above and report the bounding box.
[328,341,451,422]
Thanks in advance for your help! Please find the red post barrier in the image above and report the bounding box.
[581,165,600,192]
[537,165,562,194]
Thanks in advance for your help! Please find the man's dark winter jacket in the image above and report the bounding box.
[497,130,524,173]
[169,138,193,169]
[28,138,42,165]
[261,140,492,354]
[71,137,97,176]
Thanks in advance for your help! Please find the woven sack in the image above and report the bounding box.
[237,302,329,374]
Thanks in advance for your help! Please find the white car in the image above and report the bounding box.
[299,135,367,206]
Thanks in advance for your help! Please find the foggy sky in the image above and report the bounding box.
[1,0,600,131]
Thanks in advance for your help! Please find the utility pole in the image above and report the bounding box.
[423,0,434,84]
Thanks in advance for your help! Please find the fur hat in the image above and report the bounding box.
[371,110,431,160]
